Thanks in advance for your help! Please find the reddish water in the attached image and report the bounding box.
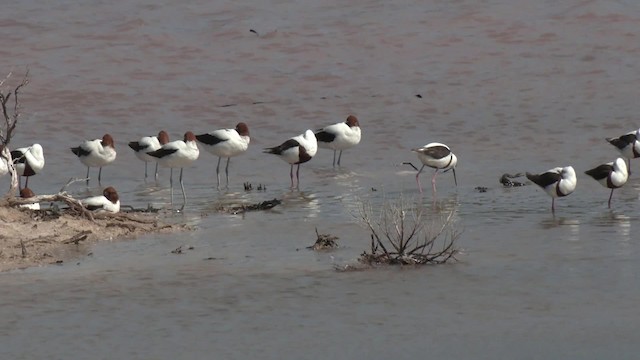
[2,0,640,358]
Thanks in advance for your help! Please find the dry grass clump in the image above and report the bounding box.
[351,196,460,267]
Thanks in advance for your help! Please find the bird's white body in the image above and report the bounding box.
[585,157,628,208]
[608,129,640,159]
[264,129,318,188]
[594,158,628,189]
[197,128,250,158]
[147,132,199,210]
[317,122,361,151]
[411,142,458,193]
[153,138,200,168]
[75,138,116,167]
[81,186,120,213]
[540,166,577,198]
[196,123,250,189]
[315,115,361,166]
[275,129,318,165]
[129,130,169,179]
[132,136,163,163]
[414,142,457,171]
[12,144,45,176]
[81,195,120,213]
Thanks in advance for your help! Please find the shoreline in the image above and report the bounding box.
[0,205,190,272]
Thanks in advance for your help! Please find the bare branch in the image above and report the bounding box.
[353,195,460,266]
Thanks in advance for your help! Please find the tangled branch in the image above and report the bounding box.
[354,196,460,266]
[1,70,30,196]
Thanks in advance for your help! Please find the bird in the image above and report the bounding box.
[147,131,200,211]
[195,122,250,189]
[128,130,170,180]
[315,115,361,167]
[71,134,116,185]
[584,157,628,209]
[411,142,458,194]
[10,143,45,189]
[264,129,317,188]
[81,186,120,213]
[526,166,577,213]
[19,187,40,210]
[606,128,640,174]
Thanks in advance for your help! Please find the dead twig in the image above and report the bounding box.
[62,230,91,245]
[307,227,339,251]
[353,195,460,267]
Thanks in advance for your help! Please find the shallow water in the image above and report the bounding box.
[2,0,640,358]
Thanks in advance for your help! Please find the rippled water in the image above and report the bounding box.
[2,0,640,358]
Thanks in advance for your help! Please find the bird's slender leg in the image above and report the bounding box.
[144,161,148,179]
[98,167,103,184]
[552,198,555,213]
[169,168,174,208]
[337,150,343,166]
[86,167,90,185]
[296,164,301,189]
[431,169,439,194]
[628,158,632,176]
[225,158,231,189]
[608,189,614,209]
[215,157,222,189]
[179,167,186,211]
[415,165,425,193]
[290,164,295,188]
[154,162,159,181]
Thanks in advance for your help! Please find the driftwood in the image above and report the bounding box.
[1,70,30,196]
[307,228,339,251]
[217,198,281,214]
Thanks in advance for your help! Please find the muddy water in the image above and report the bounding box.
[2,0,640,358]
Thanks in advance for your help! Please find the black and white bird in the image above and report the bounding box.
[411,142,458,193]
[195,122,250,189]
[526,166,577,213]
[10,143,45,189]
[606,128,640,174]
[147,131,200,211]
[315,115,361,167]
[584,157,628,209]
[128,130,170,180]
[71,134,116,185]
[81,186,120,213]
[264,129,317,188]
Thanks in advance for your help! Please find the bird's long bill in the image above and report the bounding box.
[453,168,458,186]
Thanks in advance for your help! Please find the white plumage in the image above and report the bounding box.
[315,115,361,166]
[526,166,577,212]
[585,157,628,208]
[128,130,170,180]
[10,143,45,189]
[147,131,200,211]
[196,122,250,189]
[264,129,317,188]
[411,142,458,193]
[71,134,116,185]
[81,186,120,213]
